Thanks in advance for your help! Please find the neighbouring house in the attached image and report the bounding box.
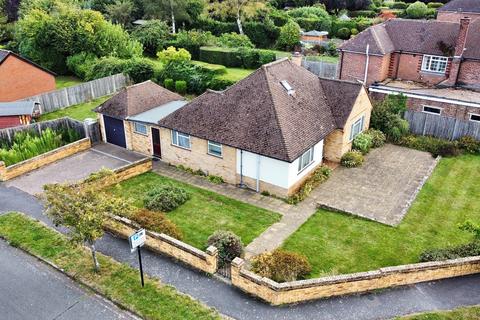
[157,59,372,196]
[0,49,56,102]
[337,18,480,124]
[94,80,187,157]
[0,101,41,129]
[437,0,480,22]
[301,30,329,46]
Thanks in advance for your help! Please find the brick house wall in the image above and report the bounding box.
[324,88,372,161]
[437,11,480,22]
[0,55,56,102]
[124,121,153,155]
[338,51,390,85]
[390,53,450,85]
[457,60,480,86]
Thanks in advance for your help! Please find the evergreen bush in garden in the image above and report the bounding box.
[207,230,244,266]
[175,80,187,94]
[163,78,175,91]
[341,150,365,168]
[132,209,183,240]
[143,185,190,212]
[251,249,311,282]
[352,133,373,154]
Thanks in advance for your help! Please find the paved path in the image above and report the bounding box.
[2,184,480,320]
[152,161,318,259]
[0,239,137,320]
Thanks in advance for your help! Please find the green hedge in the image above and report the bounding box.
[199,46,276,69]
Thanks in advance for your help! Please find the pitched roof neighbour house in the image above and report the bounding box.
[438,0,480,14]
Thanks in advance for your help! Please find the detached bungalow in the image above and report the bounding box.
[94,80,186,157]
[158,59,372,196]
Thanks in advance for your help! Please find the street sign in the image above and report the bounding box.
[129,229,146,253]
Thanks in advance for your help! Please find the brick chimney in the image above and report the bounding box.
[291,52,303,67]
[444,17,470,86]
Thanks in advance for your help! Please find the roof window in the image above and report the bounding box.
[280,80,295,96]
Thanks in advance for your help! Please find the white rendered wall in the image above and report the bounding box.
[287,139,324,187]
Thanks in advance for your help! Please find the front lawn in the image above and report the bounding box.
[55,76,83,89]
[39,96,110,121]
[108,172,281,249]
[0,213,220,320]
[282,155,480,277]
[398,306,480,320]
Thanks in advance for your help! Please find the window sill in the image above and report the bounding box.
[420,70,446,76]
[297,160,315,175]
[134,131,148,136]
[171,144,191,151]
[207,152,223,159]
[422,111,442,116]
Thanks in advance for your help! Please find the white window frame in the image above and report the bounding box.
[421,55,448,74]
[349,115,365,141]
[171,130,191,149]
[469,113,480,123]
[422,105,442,115]
[207,140,223,158]
[133,122,148,135]
[297,146,314,173]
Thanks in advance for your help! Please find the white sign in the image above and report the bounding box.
[129,229,146,252]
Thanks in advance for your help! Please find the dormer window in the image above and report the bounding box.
[280,80,295,96]
[421,55,448,73]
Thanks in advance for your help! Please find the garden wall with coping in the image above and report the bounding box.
[104,215,218,274]
[0,138,91,181]
[231,256,480,305]
[99,158,152,187]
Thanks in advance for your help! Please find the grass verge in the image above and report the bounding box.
[108,172,281,249]
[398,305,480,319]
[39,96,111,121]
[0,212,220,320]
[282,155,480,277]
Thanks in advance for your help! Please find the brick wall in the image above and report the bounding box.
[104,215,218,274]
[339,52,390,85]
[437,11,480,22]
[231,256,480,305]
[0,138,91,181]
[124,121,153,156]
[159,128,237,184]
[457,60,480,86]
[0,55,56,102]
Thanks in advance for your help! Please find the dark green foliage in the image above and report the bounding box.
[251,249,311,282]
[164,78,175,91]
[244,20,280,49]
[217,32,254,48]
[398,135,462,157]
[85,56,128,81]
[199,47,275,69]
[160,61,213,94]
[294,17,332,33]
[365,129,386,148]
[132,209,183,240]
[143,185,191,212]
[207,78,235,91]
[66,53,97,79]
[190,18,237,36]
[287,166,331,204]
[456,136,480,154]
[174,30,217,60]
[125,58,155,83]
[391,1,407,9]
[341,150,364,168]
[337,27,351,39]
[175,80,187,94]
[420,242,480,262]
[370,95,409,142]
[268,10,289,26]
[207,230,244,266]
[352,132,373,154]
[427,2,444,8]
[131,20,170,56]
[348,10,377,18]
[276,20,301,51]
[206,175,224,184]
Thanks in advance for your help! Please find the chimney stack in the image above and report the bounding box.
[444,17,470,87]
[291,52,303,67]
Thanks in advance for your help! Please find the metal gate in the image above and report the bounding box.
[216,259,231,279]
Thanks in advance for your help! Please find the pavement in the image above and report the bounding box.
[5,143,146,195]
[0,239,137,320]
[312,144,438,225]
[2,184,480,320]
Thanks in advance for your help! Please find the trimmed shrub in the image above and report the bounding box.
[398,135,461,157]
[351,28,359,36]
[348,10,377,18]
[427,2,444,9]
[341,150,365,168]
[164,78,175,91]
[352,133,373,154]
[457,136,480,154]
[370,95,409,142]
[244,20,281,49]
[207,230,243,266]
[125,58,155,83]
[159,61,214,94]
[143,185,190,212]
[207,175,224,184]
[131,20,170,56]
[275,20,301,51]
[175,80,187,94]
[132,209,183,240]
[337,27,352,40]
[207,78,235,91]
[251,249,311,282]
[391,1,407,9]
[217,32,254,48]
[365,129,386,148]
[85,56,128,81]
[287,166,331,204]
[420,241,480,262]
[174,30,217,60]
[199,47,242,67]
[406,1,429,18]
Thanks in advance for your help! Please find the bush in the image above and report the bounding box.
[287,166,331,204]
[157,46,191,65]
[275,20,301,51]
[406,1,429,18]
[143,185,190,212]
[365,129,386,148]
[66,53,97,80]
[337,27,352,40]
[348,10,377,18]
[159,61,214,94]
[420,241,480,262]
[174,30,217,59]
[217,32,254,48]
[398,135,461,157]
[199,47,275,69]
[85,56,128,81]
[251,249,311,282]
[207,175,224,184]
[351,28,359,36]
[131,20,170,56]
[427,2,444,9]
[436,143,461,157]
[175,80,187,94]
[164,78,175,91]
[244,19,280,49]
[125,58,155,83]
[132,209,183,240]
[207,78,235,91]
[391,1,407,9]
[370,95,409,142]
[207,230,243,266]
[352,133,373,154]
[341,150,364,168]
[457,136,480,154]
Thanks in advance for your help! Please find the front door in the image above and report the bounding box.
[151,127,161,158]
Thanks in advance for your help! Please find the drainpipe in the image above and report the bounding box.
[363,44,370,85]
[338,50,344,79]
[256,154,261,193]
[239,150,244,187]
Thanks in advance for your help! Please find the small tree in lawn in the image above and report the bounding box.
[43,181,132,272]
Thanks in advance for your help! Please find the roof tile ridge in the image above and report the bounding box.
[262,66,292,162]
[370,24,387,54]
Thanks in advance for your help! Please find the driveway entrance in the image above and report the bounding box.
[4,143,147,195]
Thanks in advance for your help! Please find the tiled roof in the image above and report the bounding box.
[438,0,480,13]
[94,80,184,119]
[159,59,363,162]
[0,49,56,76]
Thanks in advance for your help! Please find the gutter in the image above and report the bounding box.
[369,85,480,109]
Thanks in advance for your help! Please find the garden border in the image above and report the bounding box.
[230,256,480,305]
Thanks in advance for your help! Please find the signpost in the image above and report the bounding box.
[129,229,146,287]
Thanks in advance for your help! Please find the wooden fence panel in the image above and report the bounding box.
[21,74,128,114]
[404,110,480,140]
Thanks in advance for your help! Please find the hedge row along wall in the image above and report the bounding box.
[231,256,480,305]
[199,46,276,68]
[0,138,91,181]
